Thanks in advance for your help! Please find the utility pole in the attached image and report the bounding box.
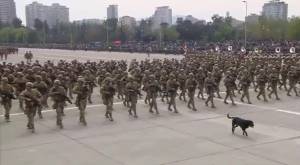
[242,0,248,49]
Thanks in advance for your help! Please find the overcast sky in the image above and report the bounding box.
[15,0,300,24]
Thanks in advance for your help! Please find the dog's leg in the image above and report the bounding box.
[232,123,236,134]
[242,129,248,136]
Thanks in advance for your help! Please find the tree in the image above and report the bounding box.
[12,18,22,28]
[287,17,300,40]
[34,19,44,31]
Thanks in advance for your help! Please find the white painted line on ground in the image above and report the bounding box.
[1,95,300,118]
[276,109,300,116]
[0,100,137,117]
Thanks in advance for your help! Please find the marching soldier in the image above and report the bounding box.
[125,76,140,118]
[33,75,48,118]
[0,77,15,122]
[212,66,222,98]
[185,73,197,111]
[196,67,206,100]
[240,69,252,104]
[167,74,180,113]
[287,66,299,96]
[49,80,70,129]
[160,70,169,103]
[20,82,42,133]
[205,72,216,108]
[256,69,268,102]
[223,71,236,105]
[13,72,27,111]
[142,70,151,104]
[279,64,288,91]
[178,70,187,102]
[147,75,161,114]
[100,77,116,121]
[268,68,280,100]
[83,70,96,104]
[73,78,89,125]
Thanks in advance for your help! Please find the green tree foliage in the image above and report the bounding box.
[0,15,299,44]
[12,18,23,28]
[287,17,300,40]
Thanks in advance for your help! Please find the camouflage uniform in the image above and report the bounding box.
[256,69,268,102]
[205,72,216,108]
[287,66,299,96]
[223,71,236,105]
[73,78,89,125]
[240,69,252,104]
[279,65,288,91]
[20,82,42,133]
[33,76,48,118]
[268,68,280,100]
[13,72,27,111]
[147,75,161,114]
[178,71,187,102]
[0,77,15,122]
[100,77,116,121]
[167,74,180,113]
[84,70,96,104]
[49,80,69,128]
[196,67,205,100]
[185,73,197,111]
[159,71,169,103]
[125,76,140,118]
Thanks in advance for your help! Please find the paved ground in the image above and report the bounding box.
[0,48,300,165]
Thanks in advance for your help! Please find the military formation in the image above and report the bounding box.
[0,50,300,133]
[0,47,18,61]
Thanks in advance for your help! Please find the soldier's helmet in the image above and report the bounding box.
[149,74,155,79]
[27,69,33,73]
[128,76,134,81]
[77,78,85,83]
[1,77,8,83]
[26,82,33,88]
[84,70,90,74]
[105,72,111,77]
[16,72,24,77]
[35,75,42,81]
[54,80,61,85]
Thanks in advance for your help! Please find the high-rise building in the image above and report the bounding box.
[152,6,172,29]
[26,2,69,29]
[246,14,260,24]
[119,16,136,28]
[107,5,118,19]
[47,3,69,28]
[0,0,16,24]
[262,0,288,20]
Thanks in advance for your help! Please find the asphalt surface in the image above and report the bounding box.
[0,48,300,165]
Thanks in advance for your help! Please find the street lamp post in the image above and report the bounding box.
[242,0,248,50]
[104,17,109,46]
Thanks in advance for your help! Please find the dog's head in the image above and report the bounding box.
[249,121,254,128]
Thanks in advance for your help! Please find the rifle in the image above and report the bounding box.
[0,91,16,100]
[50,91,72,104]
[23,93,41,106]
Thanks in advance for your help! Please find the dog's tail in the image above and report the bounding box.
[227,113,233,119]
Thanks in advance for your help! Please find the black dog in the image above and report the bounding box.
[227,114,254,136]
